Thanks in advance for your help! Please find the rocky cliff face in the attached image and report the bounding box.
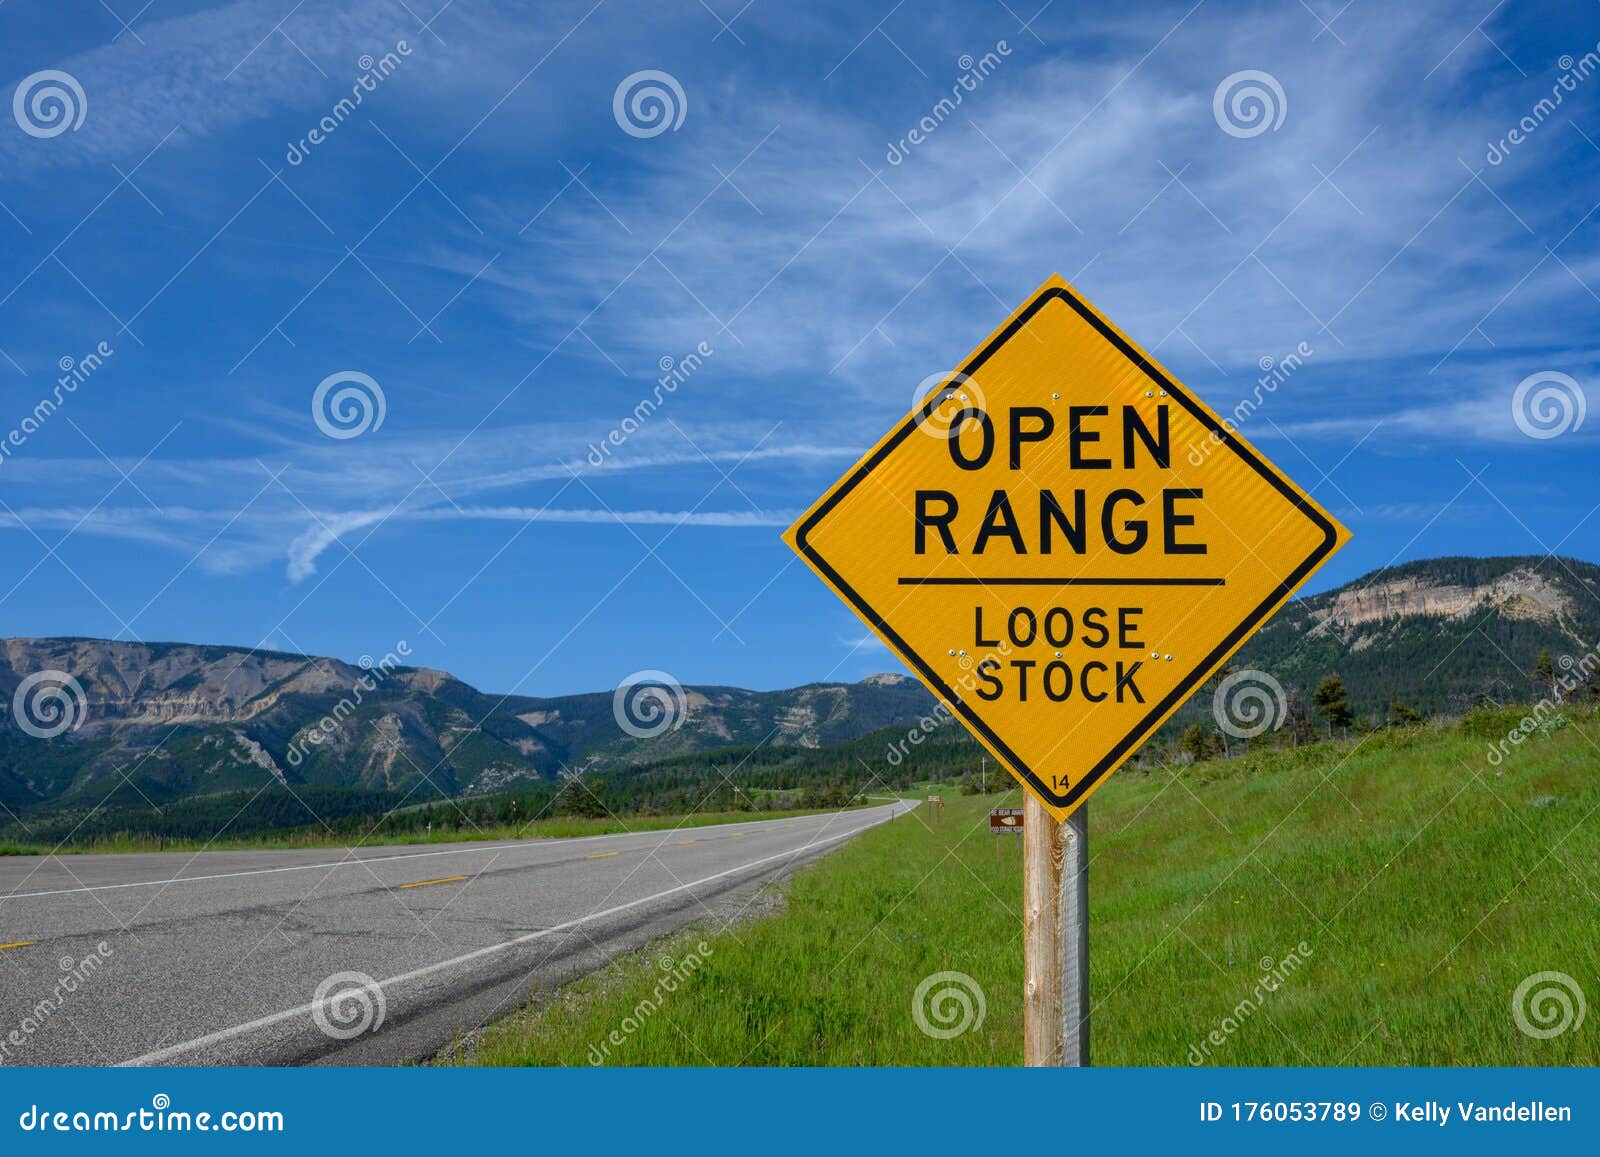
[0,637,453,731]
[1232,555,1600,716]
[1309,568,1577,637]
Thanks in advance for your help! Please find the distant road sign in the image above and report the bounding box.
[927,794,942,804]
[990,807,1024,834]
[785,275,1348,820]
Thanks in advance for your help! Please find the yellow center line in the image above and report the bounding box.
[677,839,696,845]
[586,851,619,859]
[0,941,36,950]
[398,875,468,890]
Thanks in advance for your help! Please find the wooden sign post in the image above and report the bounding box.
[1023,796,1088,1066]
[783,275,1347,1068]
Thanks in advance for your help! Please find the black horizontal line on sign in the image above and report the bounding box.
[896,577,1227,587]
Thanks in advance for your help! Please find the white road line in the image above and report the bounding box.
[120,808,899,1066]
[0,808,880,902]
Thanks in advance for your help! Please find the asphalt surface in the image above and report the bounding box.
[0,802,910,1066]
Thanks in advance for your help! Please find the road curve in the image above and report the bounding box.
[0,802,911,1066]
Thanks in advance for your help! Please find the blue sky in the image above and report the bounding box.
[1,0,1597,697]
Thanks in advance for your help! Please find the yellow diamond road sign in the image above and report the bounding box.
[785,275,1350,820]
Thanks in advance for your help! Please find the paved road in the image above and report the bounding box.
[0,802,910,1066]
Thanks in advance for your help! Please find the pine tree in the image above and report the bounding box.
[1313,674,1354,736]
[1388,700,1423,727]
[1532,649,1557,702]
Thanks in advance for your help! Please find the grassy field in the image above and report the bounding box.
[0,804,866,857]
[460,711,1600,1066]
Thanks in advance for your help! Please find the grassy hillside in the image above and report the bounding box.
[461,708,1600,1066]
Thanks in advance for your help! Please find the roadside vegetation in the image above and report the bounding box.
[458,706,1600,1066]
[0,803,869,857]
[0,723,951,853]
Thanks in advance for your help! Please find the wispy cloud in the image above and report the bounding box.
[838,632,888,651]
[2,0,411,171]
[283,502,796,581]
[427,0,1596,464]
[0,414,827,581]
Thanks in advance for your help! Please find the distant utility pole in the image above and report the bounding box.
[981,755,987,794]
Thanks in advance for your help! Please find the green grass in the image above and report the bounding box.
[460,713,1600,1066]
[0,805,865,857]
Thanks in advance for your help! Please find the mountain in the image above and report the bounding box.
[0,638,935,813]
[3,554,1596,816]
[1229,554,1600,717]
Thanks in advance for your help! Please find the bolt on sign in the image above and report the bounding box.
[784,275,1348,820]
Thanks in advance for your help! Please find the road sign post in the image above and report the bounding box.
[1023,795,1088,1065]
[785,275,1347,1068]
